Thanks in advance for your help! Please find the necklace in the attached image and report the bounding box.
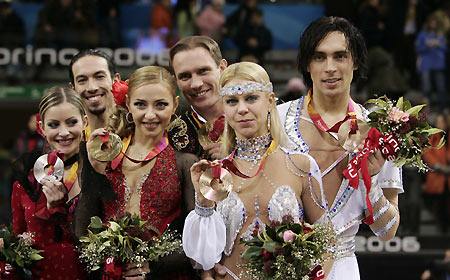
[235,133,272,162]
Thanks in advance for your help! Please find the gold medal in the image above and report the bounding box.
[33,154,64,182]
[199,166,233,202]
[88,132,122,162]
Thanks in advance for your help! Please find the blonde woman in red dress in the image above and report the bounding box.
[11,86,87,279]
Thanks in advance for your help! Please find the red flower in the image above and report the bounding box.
[303,225,313,234]
[112,80,129,107]
[261,248,272,259]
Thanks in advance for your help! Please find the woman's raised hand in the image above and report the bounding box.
[86,128,109,174]
[41,177,67,209]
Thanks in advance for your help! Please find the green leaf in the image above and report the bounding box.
[262,241,281,253]
[241,246,262,260]
[396,97,404,109]
[422,128,443,135]
[108,221,121,231]
[30,253,43,261]
[403,100,412,111]
[406,104,426,116]
[89,216,104,229]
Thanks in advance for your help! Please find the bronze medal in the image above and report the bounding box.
[88,132,123,162]
[199,166,233,202]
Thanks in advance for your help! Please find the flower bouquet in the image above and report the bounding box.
[239,215,334,280]
[0,225,43,279]
[342,95,444,225]
[365,95,444,172]
[78,212,182,280]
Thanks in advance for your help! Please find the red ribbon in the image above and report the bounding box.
[0,262,17,280]
[309,265,325,280]
[342,128,400,224]
[103,257,122,280]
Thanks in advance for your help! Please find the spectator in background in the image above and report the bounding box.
[150,0,174,48]
[174,0,198,39]
[422,113,450,234]
[196,0,226,44]
[357,0,385,50]
[236,8,272,65]
[280,77,306,103]
[97,0,121,49]
[0,1,25,84]
[225,0,257,45]
[415,13,448,112]
[71,0,98,50]
[10,114,46,163]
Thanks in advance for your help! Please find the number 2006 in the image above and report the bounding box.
[355,236,421,253]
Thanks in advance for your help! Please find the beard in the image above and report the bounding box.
[88,106,106,116]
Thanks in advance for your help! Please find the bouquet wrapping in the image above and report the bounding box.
[78,212,182,280]
[342,96,444,224]
[0,225,43,279]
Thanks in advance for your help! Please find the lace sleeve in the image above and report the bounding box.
[175,151,198,213]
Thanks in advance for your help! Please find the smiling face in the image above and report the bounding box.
[71,55,119,116]
[172,47,226,112]
[40,102,87,159]
[222,78,274,139]
[308,31,355,99]
[127,83,178,139]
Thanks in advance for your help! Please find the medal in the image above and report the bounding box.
[199,165,233,202]
[33,153,64,182]
[89,132,122,162]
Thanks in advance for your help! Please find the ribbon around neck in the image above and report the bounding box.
[342,128,400,224]
[219,140,278,179]
[110,133,169,170]
[306,90,358,135]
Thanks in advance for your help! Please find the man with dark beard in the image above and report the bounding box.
[69,49,120,139]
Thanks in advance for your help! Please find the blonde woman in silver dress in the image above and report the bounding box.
[183,62,330,280]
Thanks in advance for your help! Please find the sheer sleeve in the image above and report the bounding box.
[175,151,197,213]
[148,152,200,278]
[73,142,113,238]
[178,152,226,270]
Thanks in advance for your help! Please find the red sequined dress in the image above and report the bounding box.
[103,144,197,280]
[11,153,86,280]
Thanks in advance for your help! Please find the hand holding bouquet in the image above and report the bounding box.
[365,96,444,171]
[0,225,43,279]
[239,215,334,280]
[78,212,182,280]
[343,96,444,224]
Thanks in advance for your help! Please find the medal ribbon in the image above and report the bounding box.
[111,133,169,170]
[306,90,358,135]
[342,128,400,224]
[84,125,92,141]
[63,162,79,192]
[216,140,278,179]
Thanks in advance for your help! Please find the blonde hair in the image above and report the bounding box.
[106,66,177,138]
[219,62,286,156]
[39,86,86,121]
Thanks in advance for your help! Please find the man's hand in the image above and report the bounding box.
[203,143,222,160]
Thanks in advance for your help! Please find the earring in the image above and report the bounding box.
[126,112,134,123]
[267,112,271,131]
